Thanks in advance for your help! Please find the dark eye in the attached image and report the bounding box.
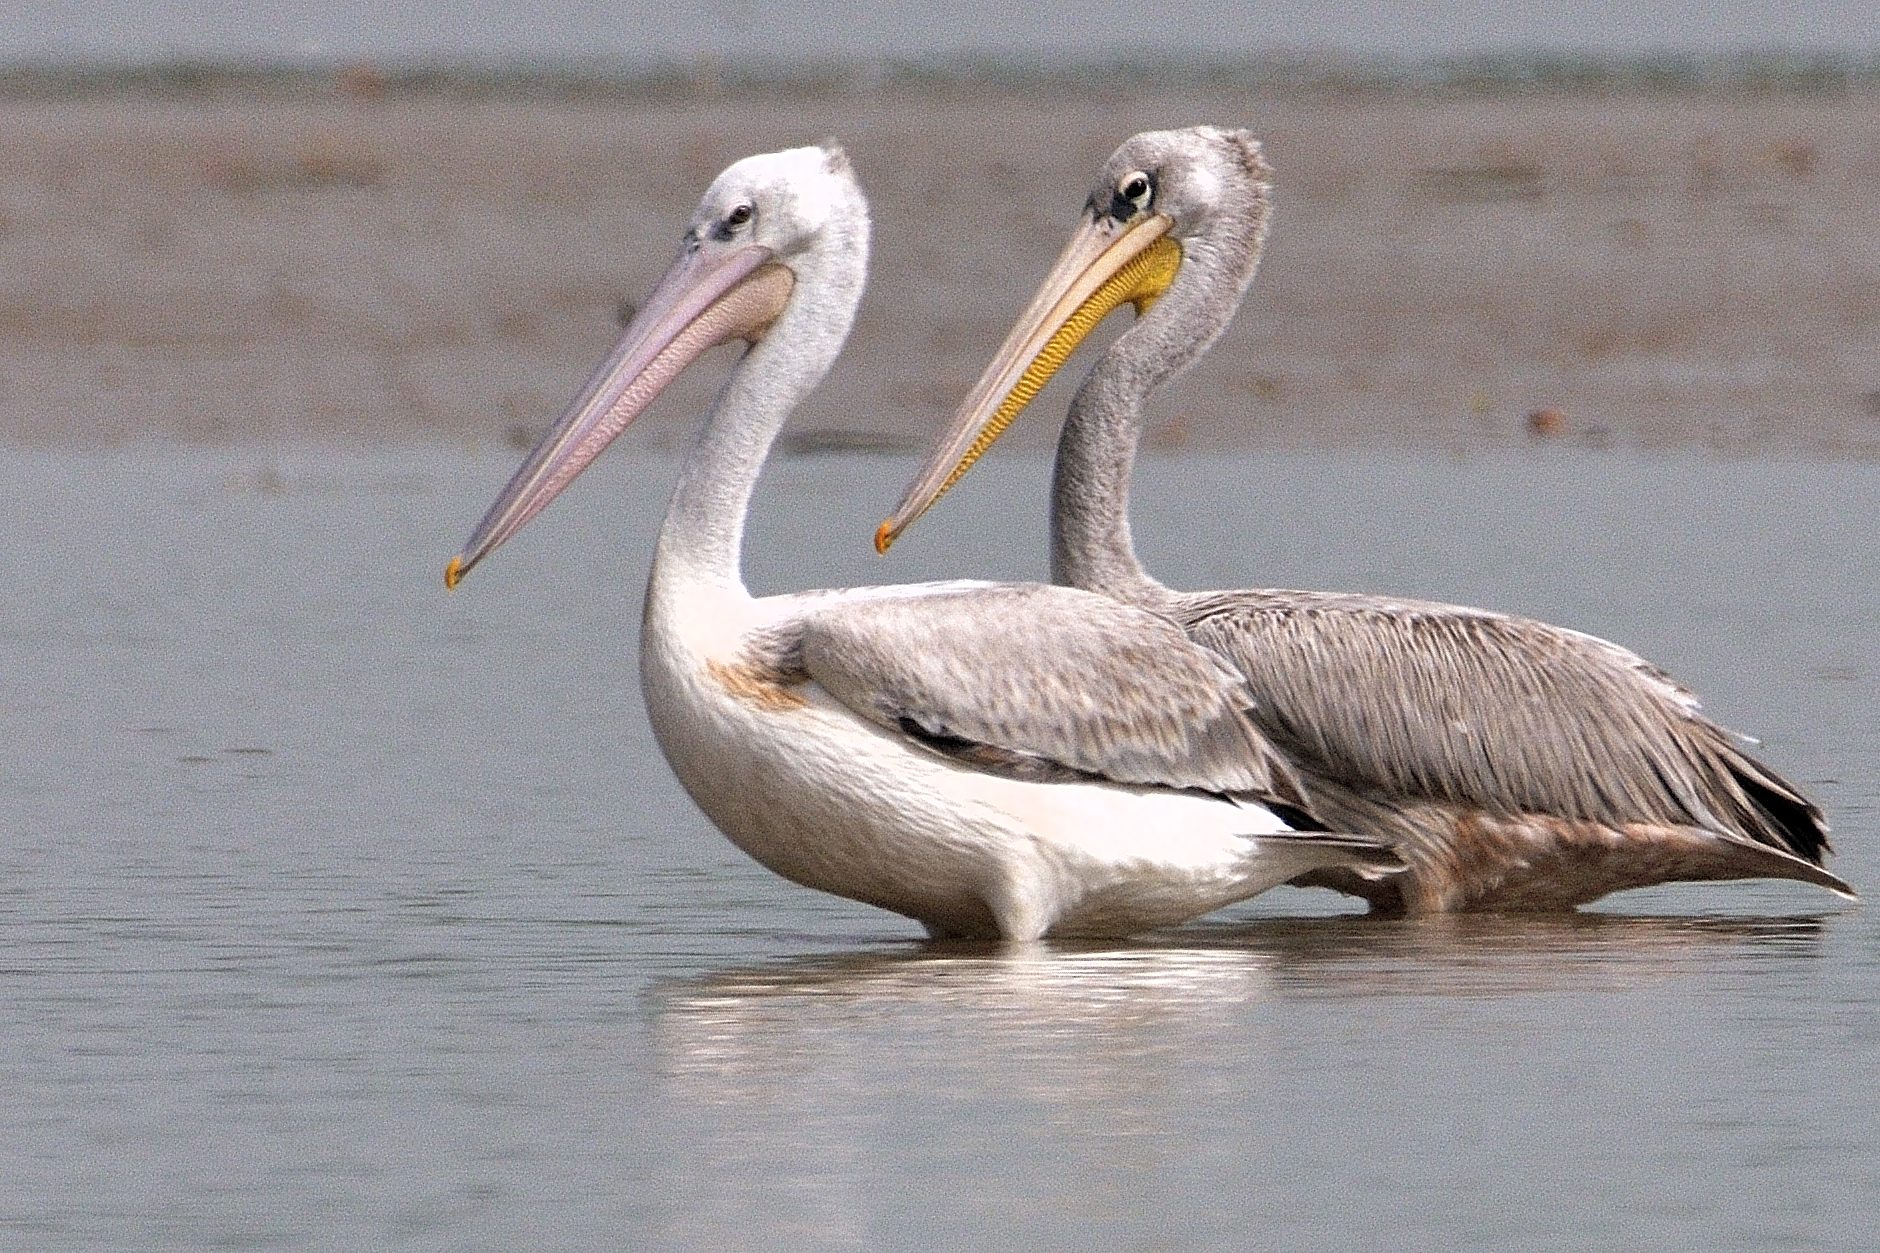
[725,203,754,229]
[1107,170,1155,221]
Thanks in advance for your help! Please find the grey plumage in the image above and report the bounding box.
[791,581,1312,807]
[1178,589,1847,909]
[460,140,1412,941]
[1011,127,1851,911]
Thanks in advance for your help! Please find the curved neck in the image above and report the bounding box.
[650,332,819,598]
[1049,350,1161,600]
[1050,234,1265,604]
[646,222,864,603]
[1048,301,1210,603]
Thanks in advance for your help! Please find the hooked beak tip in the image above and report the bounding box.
[873,520,896,555]
[444,555,465,591]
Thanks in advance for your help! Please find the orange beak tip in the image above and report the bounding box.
[444,555,463,591]
[872,521,895,555]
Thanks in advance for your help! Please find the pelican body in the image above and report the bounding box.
[881,127,1854,914]
[446,144,1400,940]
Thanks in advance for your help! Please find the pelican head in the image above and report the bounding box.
[447,142,869,587]
[876,126,1271,552]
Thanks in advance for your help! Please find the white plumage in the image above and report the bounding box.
[448,144,1401,940]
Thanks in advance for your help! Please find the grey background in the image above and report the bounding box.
[6,0,1876,65]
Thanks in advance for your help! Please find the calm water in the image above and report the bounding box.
[8,0,1878,64]
[1,444,1875,1249]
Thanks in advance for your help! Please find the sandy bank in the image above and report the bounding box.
[2,83,1876,454]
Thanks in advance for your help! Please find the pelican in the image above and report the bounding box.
[444,143,1402,940]
[878,126,1855,913]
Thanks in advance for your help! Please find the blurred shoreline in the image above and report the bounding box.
[2,62,1876,454]
[4,51,1879,100]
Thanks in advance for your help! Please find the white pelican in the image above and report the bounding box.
[444,143,1402,940]
[878,126,1855,913]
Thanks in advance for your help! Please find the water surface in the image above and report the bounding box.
[0,445,1874,1248]
[9,1,1878,64]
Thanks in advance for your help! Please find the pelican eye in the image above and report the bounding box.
[710,202,756,241]
[1110,170,1155,220]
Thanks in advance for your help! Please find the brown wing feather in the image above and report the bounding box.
[1286,774,1853,912]
[1179,588,1832,867]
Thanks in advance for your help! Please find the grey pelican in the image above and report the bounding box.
[445,143,1401,940]
[878,126,1855,913]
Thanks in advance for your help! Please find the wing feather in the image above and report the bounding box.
[1180,589,1830,864]
[795,582,1307,805]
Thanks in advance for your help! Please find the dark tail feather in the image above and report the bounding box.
[1725,747,1832,865]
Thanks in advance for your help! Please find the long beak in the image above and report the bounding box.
[446,244,793,588]
[875,212,1180,553]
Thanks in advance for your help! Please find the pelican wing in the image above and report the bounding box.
[1179,589,1831,865]
[791,583,1310,806]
